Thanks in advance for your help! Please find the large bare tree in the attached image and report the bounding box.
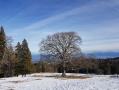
[40,32,81,76]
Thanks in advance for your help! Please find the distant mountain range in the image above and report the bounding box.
[32,52,119,62]
[87,52,119,58]
[32,54,40,62]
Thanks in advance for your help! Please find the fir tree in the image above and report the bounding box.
[21,39,33,75]
[15,42,22,76]
[0,26,6,77]
[0,26,6,61]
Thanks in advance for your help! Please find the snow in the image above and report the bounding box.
[0,73,119,90]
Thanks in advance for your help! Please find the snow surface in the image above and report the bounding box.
[0,73,119,90]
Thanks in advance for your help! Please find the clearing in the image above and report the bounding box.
[0,73,119,90]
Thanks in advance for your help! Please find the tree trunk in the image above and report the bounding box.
[86,68,88,74]
[62,68,66,77]
[117,74,118,77]
[62,60,66,77]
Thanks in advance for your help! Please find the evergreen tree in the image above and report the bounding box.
[0,26,6,61]
[21,39,33,75]
[0,26,6,77]
[15,40,34,76]
[15,42,22,76]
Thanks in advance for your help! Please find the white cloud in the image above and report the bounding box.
[7,0,119,54]
[11,0,119,32]
[81,42,119,53]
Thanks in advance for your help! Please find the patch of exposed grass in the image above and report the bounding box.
[55,75,90,80]
[9,80,25,83]
[32,75,60,78]
[8,89,14,90]
[32,75,45,77]
[9,78,42,84]
[35,78,42,80]
[32,74,90,80]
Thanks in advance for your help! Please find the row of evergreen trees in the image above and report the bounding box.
[0,26,34,77]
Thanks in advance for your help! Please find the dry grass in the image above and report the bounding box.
[9,78,41,84]
[32,75,60,78]
[32,75,45,77]
[32,74,90,80]
[35,78,42,80]
[8,89,14,90]
[55,75,90,80]
[9,80,25,83]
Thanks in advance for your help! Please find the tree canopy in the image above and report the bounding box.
[40,32,82,76]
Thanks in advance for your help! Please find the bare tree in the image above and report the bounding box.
[2,36,16,77]
[40,32,81,76]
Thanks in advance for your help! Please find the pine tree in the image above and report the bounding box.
[15,40,34,76]
[21,39,33,75]
[15,42,22,76]
[0,26,6,61]
[0,26,6,77]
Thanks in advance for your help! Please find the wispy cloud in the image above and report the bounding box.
[7,0,119,54]
[82,41,119,53]
[10,0,119,32]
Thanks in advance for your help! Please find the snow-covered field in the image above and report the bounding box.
[0,73,119,90]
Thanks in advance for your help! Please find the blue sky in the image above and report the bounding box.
[1,0,119,56]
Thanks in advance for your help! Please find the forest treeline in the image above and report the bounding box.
[0,27,34,77]
[34,55,119,75]
[0,27,119,78]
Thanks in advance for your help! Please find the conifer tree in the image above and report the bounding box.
[15,42,22,76]
[0,26,6,61]
[21,39,33,75]
[0,26,6,77]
